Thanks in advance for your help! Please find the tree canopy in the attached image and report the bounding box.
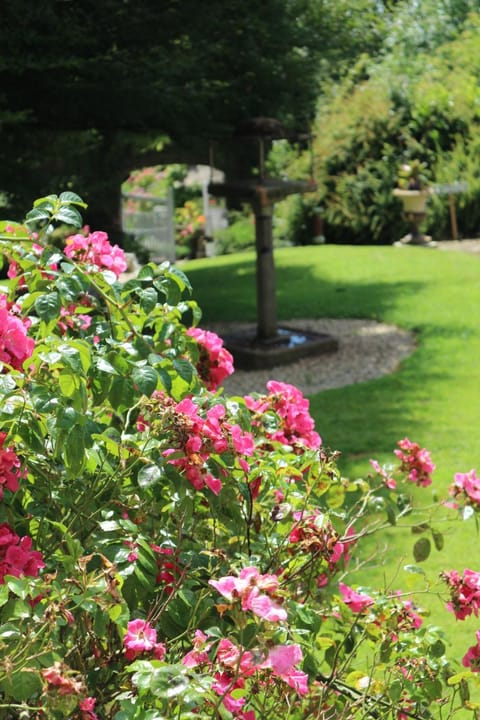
[0,0,386,228]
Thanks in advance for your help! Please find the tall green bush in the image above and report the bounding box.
[281,11,480,245]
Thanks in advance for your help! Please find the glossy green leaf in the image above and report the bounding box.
[172,358,194,384]
[59,191,87,207]
[139,287,158,313]
[58,370,81,398]
[64,428,86,476]
[0,671,42,702]
[25,207,51,226]
[132,365,158,396]
[432,529,444,551]
[413,537,431,562]
[34,292,61,321]
[55,205,83,227]
[137,464,163,489]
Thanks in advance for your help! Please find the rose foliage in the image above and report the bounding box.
[0,192,479,718]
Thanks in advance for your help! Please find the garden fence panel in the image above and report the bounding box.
[121,189,176,261]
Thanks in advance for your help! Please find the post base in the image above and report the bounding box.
[394,233,437,248]
[222,326,338,370]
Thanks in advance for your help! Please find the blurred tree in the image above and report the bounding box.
[0,0,387,234]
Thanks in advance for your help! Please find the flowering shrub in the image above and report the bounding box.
[175,198,206,255]
[0,191,479,718]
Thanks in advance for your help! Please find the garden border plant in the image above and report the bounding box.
[0,193,480,718]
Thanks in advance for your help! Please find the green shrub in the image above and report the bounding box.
[277,11,480,244]
[213,208,255,254]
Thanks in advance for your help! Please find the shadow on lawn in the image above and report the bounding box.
[186,255,426,324]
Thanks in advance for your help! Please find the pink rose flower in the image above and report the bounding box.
[124,619,158,660]
[463,630,480,671]
[339,582,374,613]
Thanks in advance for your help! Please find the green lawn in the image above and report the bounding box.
[184,244,480,673]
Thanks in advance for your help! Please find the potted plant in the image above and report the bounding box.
[393,161,435,246]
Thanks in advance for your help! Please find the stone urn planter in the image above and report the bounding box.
[393,187,430,215]
[393,163,436,247]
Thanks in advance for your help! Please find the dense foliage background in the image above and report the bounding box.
[276,0,480,245]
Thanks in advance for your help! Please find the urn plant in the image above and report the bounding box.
[0,192,478,718]
[393,161,434,245]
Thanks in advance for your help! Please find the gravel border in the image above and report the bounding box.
[206,319,416,396]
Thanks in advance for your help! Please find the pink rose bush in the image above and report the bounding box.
[339,582,374,613]
[123,618,166,661]
[462,630,480,671]
[394,437,435,487]
[209,566,288,622]
[441,568,480,620]
[0,432,25,499]
[182,632,308,715]
[0,193,479,718]
[0,294,34,370]
[448,468,480,510]
[245,379,321,450]
[64,228,127,276]
[186,326,234,390]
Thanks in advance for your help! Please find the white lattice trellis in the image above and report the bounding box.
[121,189,175,261]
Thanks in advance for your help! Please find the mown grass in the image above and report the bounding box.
[184,244,480,673]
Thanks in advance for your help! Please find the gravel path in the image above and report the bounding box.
[206,319,416,396]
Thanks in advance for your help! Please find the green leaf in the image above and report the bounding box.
[59,191,87,207]
[0,374,17,395]
[0,671,42,702]
[134,563,155,588]
[0,584,9,607]
[59,343,89,373]
[172,359,194,385]
[386,504,396,525]
[34,292,61,322]
[33,194,57,207]
[326,484,345,509]
[96,357,119,375]
[432,529,444,551]
[55,205,83,227]
[139,287,158,313]
[58,370,81,398]
[137,464,163,489]
[137,264,155,281]
[101,269,118,285]
[98,520,120,532]
[64,428,86,476]
[167,265,192,293]
[413,537,431,562]
[315,635,335,650]
[108,602,129,625]
[25,207,51,226]
[429,639,446,658]
[448,671,474,685]
[404,564,426,575]
[157,367,172,393]
[56,405,78,429]
[55,275,83,302]
[109,377,135,411]
[6,576,29,599]
[132,366,158,396]
[388,679,403,702]
[411,523,430,534]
